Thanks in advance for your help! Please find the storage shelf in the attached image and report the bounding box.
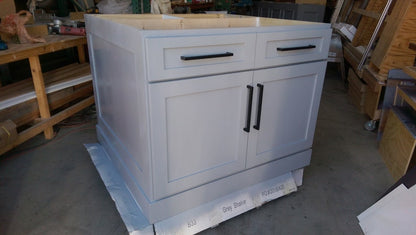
[0,63,91,110]
[391,107,416,139]
[404,66,416,80]
[398,86,416,111]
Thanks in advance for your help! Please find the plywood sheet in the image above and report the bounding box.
[379,109,416,180]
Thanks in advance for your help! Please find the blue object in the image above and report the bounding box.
[0,39,7,50]
[233,0,252,7]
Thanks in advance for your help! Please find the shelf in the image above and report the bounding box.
[397,86,416,111]
[0,63,91,110]
[379,107,416,180]
[404,66,416,80]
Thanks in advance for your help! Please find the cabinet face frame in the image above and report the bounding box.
[149,71,253,200]
[246,61,326,168]
[148,61,326,199]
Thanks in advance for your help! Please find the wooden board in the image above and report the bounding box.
[363,65,386,90]
[348,68,366,92]
[343,42,362,76]
[0,83,93,128]
[370,0,416,76]
[0,35,87,64]
[25,24,49,38]
[347,68,366,110]
[339,0,365,25]
[0,63,91,103]
[29,55,54,139]
[362,67,385,120]
[0,96,95,155]
[352,8,381,20]
[352,0,388,47]
[348,85,366,113]
[397,87,416,111]
[0,120,17,148]
[379,108,416,180]
[404,66,416,80]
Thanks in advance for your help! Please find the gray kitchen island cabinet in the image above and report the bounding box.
[86,14,331,224]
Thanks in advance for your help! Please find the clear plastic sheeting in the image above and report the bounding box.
[85,143,301,235]
[84,144,152,234]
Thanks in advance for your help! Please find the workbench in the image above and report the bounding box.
[0,35,94,155]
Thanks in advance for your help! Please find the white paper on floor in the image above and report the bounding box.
[358,184,416,235]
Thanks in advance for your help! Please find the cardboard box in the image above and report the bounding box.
[296,0,326,5]
[0,0,16,17]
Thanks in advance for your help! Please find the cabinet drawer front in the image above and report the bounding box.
[145,34,256,82]
[255,29,331,68]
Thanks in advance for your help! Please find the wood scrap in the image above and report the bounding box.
[0,119,17,148]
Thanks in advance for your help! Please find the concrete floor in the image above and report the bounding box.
[0,64,394,235]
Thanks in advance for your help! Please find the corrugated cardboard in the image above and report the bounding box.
[0,0,16,17]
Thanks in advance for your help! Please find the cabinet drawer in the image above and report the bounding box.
[255,29,331,68]
[145,34,256,82]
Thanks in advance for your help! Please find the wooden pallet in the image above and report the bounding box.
[369,0,416,77]
[338,0,366,26]
[352,0,388,47]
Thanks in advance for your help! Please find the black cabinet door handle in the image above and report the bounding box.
[253,83,264,131]
[180,52,234,61]
[276,45,316,51]
[244,85,254,133]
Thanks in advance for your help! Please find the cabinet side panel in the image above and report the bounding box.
[89,33,152,198]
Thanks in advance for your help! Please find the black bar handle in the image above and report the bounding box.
[276,45,316,51]
[253,84,264,131]
[180,52,234,61]
[244,85,254,133]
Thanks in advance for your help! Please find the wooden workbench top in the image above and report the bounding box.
[0,35,86,64]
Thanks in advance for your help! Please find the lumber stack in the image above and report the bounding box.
[369,0,416,78]
[342,0,416,122]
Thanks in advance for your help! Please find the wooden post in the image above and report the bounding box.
[28,56,54,139]
[77,45,86,64]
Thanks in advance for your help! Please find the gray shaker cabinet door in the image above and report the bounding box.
[247,61,326,168]
[149,71,252,200]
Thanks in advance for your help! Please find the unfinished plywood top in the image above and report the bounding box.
[93,14,319,30]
